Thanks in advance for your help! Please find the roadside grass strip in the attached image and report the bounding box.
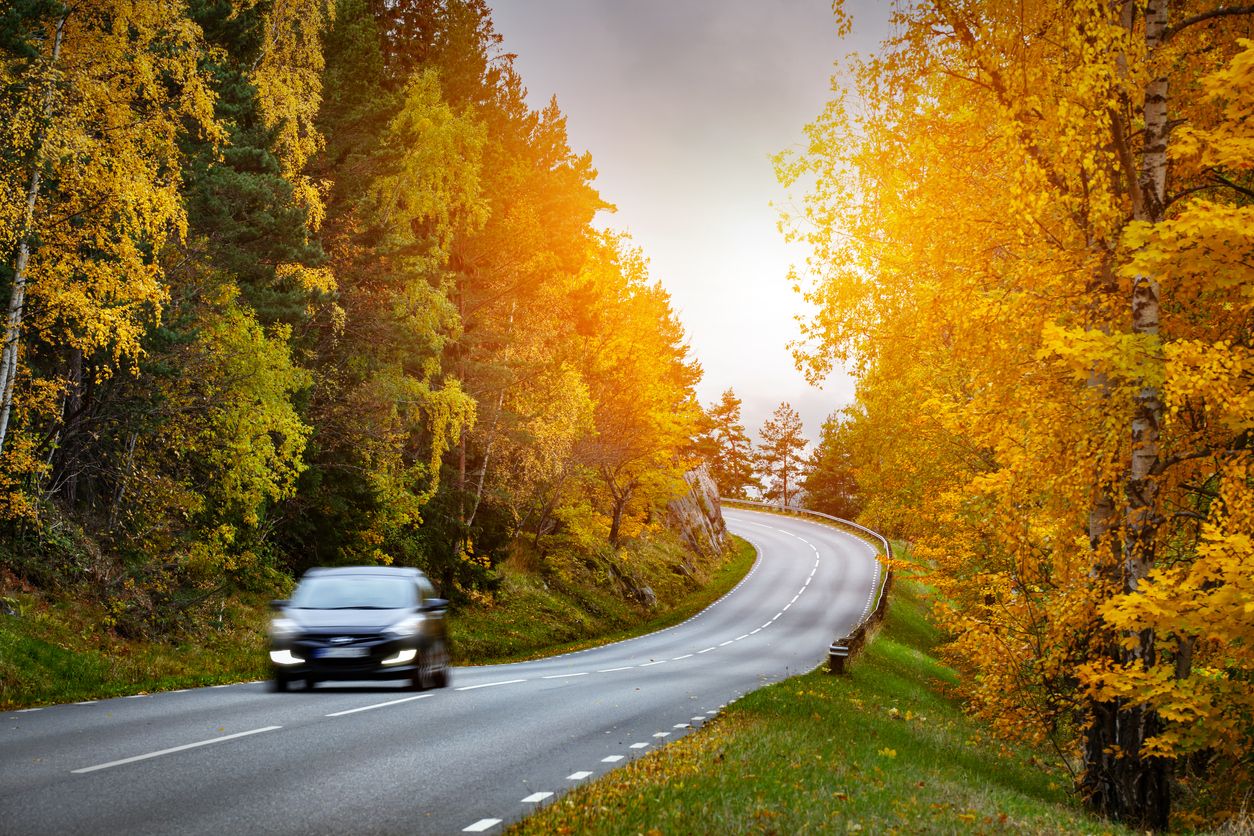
[511,581,1129,835]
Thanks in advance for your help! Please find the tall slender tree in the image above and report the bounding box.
[757,402,807,507]
[696,388,759,499]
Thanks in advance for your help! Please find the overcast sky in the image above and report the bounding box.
[486,1,893,446]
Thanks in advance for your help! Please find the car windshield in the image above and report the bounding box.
[291,576,416,610]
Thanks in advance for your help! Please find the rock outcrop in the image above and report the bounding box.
[666,465,729,557]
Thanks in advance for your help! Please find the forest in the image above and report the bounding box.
[781,0,1253,829]
[3,0,1251,831]
[0,0,708,635]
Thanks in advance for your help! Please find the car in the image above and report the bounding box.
[267,566,451,692]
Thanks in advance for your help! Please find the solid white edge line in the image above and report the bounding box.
[456,679,526,691]
[325,694,431,717]
[17,707,43,712]
[521,792,553,803]
[463,819,501,832]
[72,726,282,774]
[542,672,588,679]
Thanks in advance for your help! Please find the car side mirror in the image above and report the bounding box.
[269,599,289,612]
[423,598,448,612]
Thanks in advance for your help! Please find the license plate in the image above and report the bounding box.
[318,646,367,659]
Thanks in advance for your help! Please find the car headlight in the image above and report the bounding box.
[385,615,423,638]
[268,617,299,641]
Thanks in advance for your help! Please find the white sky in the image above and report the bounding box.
[486,1,893,445]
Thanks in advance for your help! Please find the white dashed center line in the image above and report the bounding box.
[671,654,693,660]
[698,647,717,654]
[639,660,666,667]
[542,672,588,680]
[597,666,634,673]
[72,726,282,774]
[456,679,527,691]
[326,694,431,717]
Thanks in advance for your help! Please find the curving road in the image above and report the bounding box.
[0,509,880,835]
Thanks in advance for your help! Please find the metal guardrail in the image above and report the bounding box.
[720,497,894,674]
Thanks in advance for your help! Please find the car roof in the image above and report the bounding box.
[302,566,427,579]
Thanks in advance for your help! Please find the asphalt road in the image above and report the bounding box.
[0,509,880,835]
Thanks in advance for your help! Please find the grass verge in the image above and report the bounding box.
[512,578,1127,835]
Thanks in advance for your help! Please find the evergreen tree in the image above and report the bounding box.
[757,402,807,507]
[802,413,860,519]
[696,388,759,499]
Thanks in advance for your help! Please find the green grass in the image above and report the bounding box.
[0,536,757,709]
[450,536,757,665]
[513,579,1128,836]
[0,594,269,710]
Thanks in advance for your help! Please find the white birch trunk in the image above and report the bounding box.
[0,13,67,454]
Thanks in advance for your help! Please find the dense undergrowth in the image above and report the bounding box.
[0,535,753,710]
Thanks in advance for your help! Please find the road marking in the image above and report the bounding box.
[718,641,733,647]
[456,679,527,691]
[698,647,717,654]
[463,819,501,832]
[211,684,231,689]
[803,578,811,587]
[750,628,761,635]
[735,634,749,641]
[601,755,624,762]
[542,672,588,679]
[671,654,692,660]
[630,742,649,749]
[169,689,189,694]
[782,603,792,611]
[74,701,97,705]
[653,732,670,738]
[17,707,43,712]
[771,613,781,621]
[597,666,634,673]
[567,771,593,780]
[639,660,666,667]
[72,726,282,774]
[790,594,800,604]
[126,694,148,699]
[691,716,705,721]
[326,694,431,717]
[521,792,553,803]
[674,723,690,729]
[761,622,772,630]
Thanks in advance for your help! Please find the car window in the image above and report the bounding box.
[291,576,417,610]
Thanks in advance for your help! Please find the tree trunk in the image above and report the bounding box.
[0,13,67,455]
[1081,0,1171,828]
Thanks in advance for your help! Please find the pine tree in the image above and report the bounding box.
[757,402,807,507]
[697,388,759,499]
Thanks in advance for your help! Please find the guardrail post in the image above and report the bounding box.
[828,641,850,674]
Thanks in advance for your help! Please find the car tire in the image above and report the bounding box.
[416,640,449,690]
[270,674,288,693]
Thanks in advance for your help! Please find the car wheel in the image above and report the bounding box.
[270,674,288,693]
[416,640,449,690]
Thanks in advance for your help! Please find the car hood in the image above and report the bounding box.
[285,608,409,633]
